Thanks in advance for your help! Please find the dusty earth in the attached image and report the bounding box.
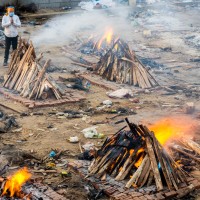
[0,1,200,199]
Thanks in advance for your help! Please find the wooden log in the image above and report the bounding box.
[41,92,48,100]
[151,132,174,190]
[115,146,141,181]
[8,45,34,89]
[111,149,128,177]
[147,170,154,186]
[29,59,51,99]
[171,145,200,164]
[125,155,149,188]
[177,184,195,198]
[4,56,20,87]
[146,136,163,191]
[71,62,90,69]
[96,160,112,177]
[21,63,38,97]
[14,62,30,91]
[0,103,21,114]
[138,165,151,187]
[8,38,22,72]
[181,139,200,155]
[162,152,179,190]
[166,150,190,181]
[89,150,111,175]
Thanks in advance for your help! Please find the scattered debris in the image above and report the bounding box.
[79,0,115,11]
[185,102,195,114]
[68,136,79,143]
[102,100,112,106]
[0,111,19,133]
[107,88,134,99]
[82,126,104,139]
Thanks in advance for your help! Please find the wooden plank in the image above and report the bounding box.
[125,155,149,188]
[8,45,34,89]
[151,132,174,190]
[146,136,163,191]
[29,59,51,99]
[136,156,150,186]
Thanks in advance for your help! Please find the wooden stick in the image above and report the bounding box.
[125,155,148,188]
[181,139,200,155]
[151,132,174,190]
[79,142,83,153]
[29,59,51,99]
[171,145,200,164]
[0,103,21,114]
[146,136,163,191]
[71,62,91,68]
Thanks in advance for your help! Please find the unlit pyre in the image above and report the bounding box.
[3,38,65,100]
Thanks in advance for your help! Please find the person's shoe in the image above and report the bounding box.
[3,61,7,67]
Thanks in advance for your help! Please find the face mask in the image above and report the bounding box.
[9,12,14,17]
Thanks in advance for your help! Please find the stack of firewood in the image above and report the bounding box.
[88,118,189,191]
[3,38,65,100]
[95,39,158,88]
[170,139,200,171]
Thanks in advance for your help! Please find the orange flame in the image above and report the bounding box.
[97,28,113,49]
[150,116,197,147]
[2,167,32,197]
[134,148,145,168]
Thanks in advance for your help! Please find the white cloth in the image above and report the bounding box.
[1,14,21,37]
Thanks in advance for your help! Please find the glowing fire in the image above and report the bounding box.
[134,148,145,168]
[150,117,197,147]
[2,167,31,198]
[97,28,113,49]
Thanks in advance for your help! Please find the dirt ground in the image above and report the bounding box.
[0,1,200,199]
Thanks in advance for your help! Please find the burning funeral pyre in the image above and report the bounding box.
[95,38,159,88]
[88,118,191,191]
[0,167,64,200]
[78,29,158,88]
[79,28,114,56]
[1,167,32,199]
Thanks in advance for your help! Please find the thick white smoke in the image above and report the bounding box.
[31,8,132,47]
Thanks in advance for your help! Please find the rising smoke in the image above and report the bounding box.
[31,8,132,47]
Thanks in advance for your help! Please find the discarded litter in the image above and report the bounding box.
[82,142,95,151]
[102,100,112,106]
[82,126,98,138]
[82,126,105,139]
[69,136,79,143]
[107,88,134,99]
[49,151,56,158]
[79,0,115,11]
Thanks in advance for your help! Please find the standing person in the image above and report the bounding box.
[1,6,21,66]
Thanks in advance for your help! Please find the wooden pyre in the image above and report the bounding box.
[95,39,158,89]
[88,118,190,191]
[3,38,65,100]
